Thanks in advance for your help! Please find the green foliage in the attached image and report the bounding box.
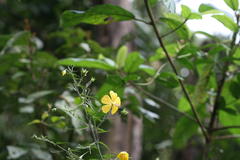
[212,14,238,32]
[58,58,116,70]
[224,0,239,10]
[1,0,240,160]
[61,4,135,27]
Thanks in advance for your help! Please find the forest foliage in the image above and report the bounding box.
[0,0,240,159]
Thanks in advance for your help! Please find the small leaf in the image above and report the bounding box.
[229,81,240,99]
[224,0,239,10]
[198,4,222,14]
[212,15,238,32]
[124,52,145,73]
[61,4,135,27]
[181,5,191,18]
[116,45,128,68]
[58,58,116,70]
[41,112,49,120]
[161,15,189,40]
[28,119,41,125]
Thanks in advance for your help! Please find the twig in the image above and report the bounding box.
[143,0,208,141]
[214,134,240,140]
[134,18,151,25]
[211,125,240,132]
[161,18,188,38]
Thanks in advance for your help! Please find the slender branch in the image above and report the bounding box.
[134,18,151,25]
[161,18,188,38]
[214,134,240,140]
[143,0,208,140]
[208,13,240,134]
[131,82,196,123]
[211,125,240,132]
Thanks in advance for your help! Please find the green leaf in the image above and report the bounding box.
[139,64,156,76]
[157,72,179,88]
[189,13,202,19]
[233,47,240,64]
[161,15,189,40]
[173,116,198,149]
[28,119,41,125]
[178,97,191,112]
[198,4,222,14]
[224,0,239,10]
[229,81,240,99]
[61,4,135,27]
[124,52,145,73]
[149,43,178,62]
[212,15,238,32]
[116,45,128,68]
[181,5,191,18]
[58,58,116,70]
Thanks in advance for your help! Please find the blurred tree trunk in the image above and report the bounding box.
[96,0,143,160]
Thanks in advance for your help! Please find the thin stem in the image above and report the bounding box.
[134,18,151,25]
[214,134,240,140]
[161,18,188,38]
[211,125,240,132]
[143,0,208,141]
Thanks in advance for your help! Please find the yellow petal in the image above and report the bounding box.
[114,97,121,107]
[102,105,111,113]
[117,151,129,160]
[111,105,119,115]
[109,90,118,101]
[101,95,112,104]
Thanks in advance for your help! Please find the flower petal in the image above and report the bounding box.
[111,105,119,115]
[102,105,111,113]
[114,97,121,107]
[101,95,112,104]
[110,90,118,101]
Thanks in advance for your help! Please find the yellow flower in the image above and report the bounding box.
[117,151,129,160]
[101,90,121,115]
[61,69,67,76]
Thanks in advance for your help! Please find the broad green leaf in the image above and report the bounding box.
[0,53,22,75]
[188,13,202,19]
[157,72,179,88]
[233,47,240,64]
[219,81,240,135]
[229,81,240,99]
[198,4,222,14]
[178,97,191,112]
[161,16,189,40]
[192,31,221,42]
[173,116,198,149]
[224,0,239,10]
[139,64,156,76]
[116,45,128,68]
[181,5,191,18]
[61,4,135,27]
[124,52,145,73]
[58,58,116,70]
[28,119,41,125]
[34,51,57,68]
[212,15,238,32]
